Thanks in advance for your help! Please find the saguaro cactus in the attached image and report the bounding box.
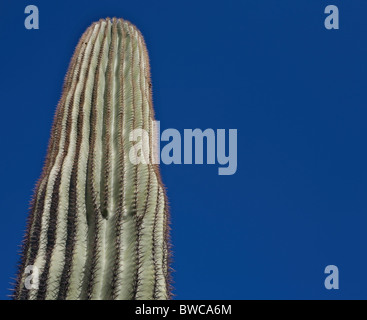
[13,18,171,300]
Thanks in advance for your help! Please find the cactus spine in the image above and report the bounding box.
[14,18,171,300]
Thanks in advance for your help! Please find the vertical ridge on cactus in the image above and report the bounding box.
[13,17,171,300]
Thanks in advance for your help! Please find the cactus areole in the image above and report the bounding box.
[13,18,171,300]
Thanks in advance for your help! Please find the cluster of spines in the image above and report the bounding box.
[13,18,172,300]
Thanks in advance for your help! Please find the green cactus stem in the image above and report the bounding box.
[13,17,171,300]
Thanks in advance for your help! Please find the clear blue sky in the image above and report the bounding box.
[0,0,367,299]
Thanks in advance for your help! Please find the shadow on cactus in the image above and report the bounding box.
[13,17,172,300]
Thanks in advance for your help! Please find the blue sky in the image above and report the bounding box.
[0,0,367,299]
